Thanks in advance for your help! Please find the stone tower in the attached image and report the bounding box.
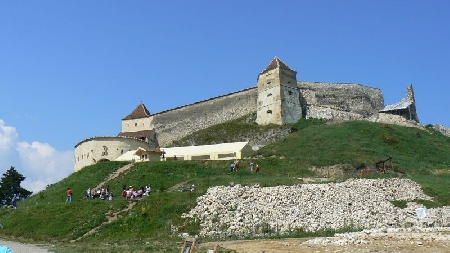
[256,57,302,125]
[405,84,419,123]
[119,102,158,146]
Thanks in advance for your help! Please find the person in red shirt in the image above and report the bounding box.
[66,188,72,203]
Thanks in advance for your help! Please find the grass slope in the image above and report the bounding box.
[0,119,449,252]
[257,120,450,172]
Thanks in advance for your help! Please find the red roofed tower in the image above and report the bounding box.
[119,103,158,146]
[256,57,302,125]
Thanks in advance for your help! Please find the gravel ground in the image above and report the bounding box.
[0,240,53,253]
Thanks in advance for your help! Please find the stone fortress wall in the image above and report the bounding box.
[74,57,425,171]
[149,88,258,147]
[150,61,389,147]
[74,137,148,171]
[298,82,385,121]
[150,82,387,147]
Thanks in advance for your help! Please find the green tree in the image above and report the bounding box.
[0,166,32,206]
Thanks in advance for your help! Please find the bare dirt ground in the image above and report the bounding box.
[197,234,450,253]
[0,239,53,253]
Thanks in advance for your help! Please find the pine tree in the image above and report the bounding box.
[0,166,32,206]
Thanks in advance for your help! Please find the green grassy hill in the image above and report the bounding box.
[1,119,449,252]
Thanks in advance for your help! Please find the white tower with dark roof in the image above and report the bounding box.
[256,57,302,125]
[120,103,158,146]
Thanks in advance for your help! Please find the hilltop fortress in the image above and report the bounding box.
[74,57,419,171]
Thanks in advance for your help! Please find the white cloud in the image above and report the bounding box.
[0,119,18,151]
[0,119,20,171]
[0,119,74,194]
[17,141,74,193]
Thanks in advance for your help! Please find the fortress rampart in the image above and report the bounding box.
[74,136,149,171]
[74,57,421,171]
[298,82,384,121]
[149,87,258,147]
[150,82,385,146]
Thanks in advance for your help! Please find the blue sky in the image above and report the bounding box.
[1,1,449,193]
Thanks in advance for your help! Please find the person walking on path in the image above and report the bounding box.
[86,188,91,200]
[66,188,72,203]
[11,194,17,209]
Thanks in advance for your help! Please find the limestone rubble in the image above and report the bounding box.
[304,227,450,246]
[182,178,450,238]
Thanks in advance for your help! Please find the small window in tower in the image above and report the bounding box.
[267,93,272,97]
[267,110,272,114]
[135,123,137,127]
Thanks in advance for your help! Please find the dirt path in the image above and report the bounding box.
[71,200,139,242]
[0,239,53,253]
[73,166,190,242]
[71,163,139,242]
[167,181,190,192]
[93,163,134,190]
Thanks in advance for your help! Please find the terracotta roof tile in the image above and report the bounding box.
[122,103,151,120]
[118,130,155,139]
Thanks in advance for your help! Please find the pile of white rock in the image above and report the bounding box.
[305,227,450,246]
[182,178,450,238]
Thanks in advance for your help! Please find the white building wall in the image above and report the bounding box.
[162,142,253,161]
[74,137,150,171]
[121,116,154,133]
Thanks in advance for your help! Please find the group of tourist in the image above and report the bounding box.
[85,187,113,200]
[121,185,152,199]
[249,161,260,173]
[65,184,153,203]
[230,160,240,172]
[230,160,260,173]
